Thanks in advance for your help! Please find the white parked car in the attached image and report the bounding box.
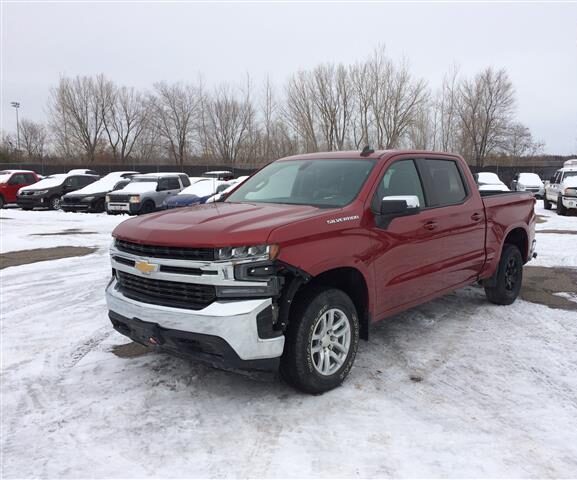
[544,159,577,215]
[475,172,510,192]
[511,172,544,198]
[205,176,249,203]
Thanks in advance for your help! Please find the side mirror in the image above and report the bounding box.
[376,195,420,228]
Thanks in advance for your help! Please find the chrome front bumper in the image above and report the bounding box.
[106,279,285,362]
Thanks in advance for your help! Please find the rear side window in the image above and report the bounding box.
[180,175,191,187]
[422,159,467,207]
[24,173,37,183]
[167,177,181,190]
[373,159,426,209]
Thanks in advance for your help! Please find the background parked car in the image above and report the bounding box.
[544,159,577,214]
[106,172,190,215]
[201,170,234,181]
[205,176,250,203]
[61,171,138,213]
[68,168,99,176]
[475,172,510,192]
[0,170,40,208]
[162,178,229,209]
[17,173,99,210]
[511,172,544,198]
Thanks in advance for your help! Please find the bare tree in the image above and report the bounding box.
[102,86,149,164]
[19,120,48,159]
[204,82,254,167]
[456,68,516,166]
[48,74,113,162]
[501,122,544,158]
[149,82,199,167]
[284,71,319,152]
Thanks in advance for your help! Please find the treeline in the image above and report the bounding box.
[1,48,545,168]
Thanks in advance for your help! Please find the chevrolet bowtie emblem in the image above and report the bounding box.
[135,260,158,275]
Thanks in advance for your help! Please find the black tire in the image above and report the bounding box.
[280,286,359,394]
[556,195,567,216]
[139,200,155,215]
[484,244,523,305]
[21,207,33,211]
[49,196,61,210]
[93,199,105,213]
[543,196,552,210]
[0,195,5,209]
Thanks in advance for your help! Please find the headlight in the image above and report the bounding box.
[564,188,577,197]
[216,244,279,261]
[129,195,141,203]
[34,190,49,195]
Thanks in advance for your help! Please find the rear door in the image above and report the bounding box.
[415,158,486,291]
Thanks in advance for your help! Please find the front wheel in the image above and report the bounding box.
[139,200,155,215]
[557,195,567,216]
[49,196,61,210]
[484,244,523,305]
[280,286,359,394]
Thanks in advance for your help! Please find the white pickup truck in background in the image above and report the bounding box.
[544,159,577,215]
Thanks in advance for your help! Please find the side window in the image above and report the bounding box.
[79,176,95,187]
[10,174,25,184]
[65,176,80,188]
[180,175,191,187]
[423,159,467,207]
[373,159,425,210]
[24,174,37,184]
[167,177,180,190]
[554,172,562,184]
[157,178,169,191]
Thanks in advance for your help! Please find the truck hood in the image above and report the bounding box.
[113,202,324,247]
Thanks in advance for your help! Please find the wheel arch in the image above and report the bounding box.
[302,266,371,341]
[503,226,529,263]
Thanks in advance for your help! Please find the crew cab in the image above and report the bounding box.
[61,171,138,213]
[17,173,99,210]
[0,170,39,208]
[105,173,190,215]
[544,159,577,215]
[106,150,536,394]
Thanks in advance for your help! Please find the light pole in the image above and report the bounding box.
[10,101,20,152]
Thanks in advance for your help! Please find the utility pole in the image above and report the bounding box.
[10,101,20,152]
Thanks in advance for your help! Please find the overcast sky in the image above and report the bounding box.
[1,1,576,154]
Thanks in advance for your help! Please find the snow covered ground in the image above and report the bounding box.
[1,205,577,478]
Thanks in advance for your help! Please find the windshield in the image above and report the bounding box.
[226,159,376,208]
[519,173,542,184]
[563,171,577,181]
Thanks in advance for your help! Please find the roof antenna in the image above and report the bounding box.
[360,145,374,157]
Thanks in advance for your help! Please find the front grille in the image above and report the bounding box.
[108,194,130,202]
[20,191,35,196]
[115,239,215,261]
[116,270,216,310]
[63,196,80,204]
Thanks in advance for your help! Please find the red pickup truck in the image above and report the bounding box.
[107,150,536,393]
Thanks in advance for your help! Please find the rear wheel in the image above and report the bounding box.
[556,195,567,216]
[484,244,523,305]
[280,286,359,394]
[543,196,552,210]
[49,196,61,210]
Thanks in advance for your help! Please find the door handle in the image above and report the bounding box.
[424,221,438,231]
[471,212,483,221]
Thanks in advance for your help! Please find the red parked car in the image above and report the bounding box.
[0,170,40,208]
[107,150,536,393]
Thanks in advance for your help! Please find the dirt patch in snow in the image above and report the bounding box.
[111,342,151,358]
[522,266,577,311]
[0,246,97,269]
